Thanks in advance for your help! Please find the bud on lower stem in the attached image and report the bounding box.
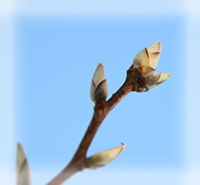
[16,143,31,185]
[86,143,126,170]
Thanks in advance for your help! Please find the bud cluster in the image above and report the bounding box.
[132,41,170,92]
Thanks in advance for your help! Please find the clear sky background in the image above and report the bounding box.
[0,0,200,185]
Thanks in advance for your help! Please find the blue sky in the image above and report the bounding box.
[1,1,200,185]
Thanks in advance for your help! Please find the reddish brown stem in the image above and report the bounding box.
[47,68,144,185]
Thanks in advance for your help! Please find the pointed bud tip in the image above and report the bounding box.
[148,41,162,52]
[16,142,26,160]
[158,72,171,83]
[120,142,126,149]
[97,62,103,68]
[17,142,23,149]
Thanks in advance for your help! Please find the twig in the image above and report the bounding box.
[47,67,144,185]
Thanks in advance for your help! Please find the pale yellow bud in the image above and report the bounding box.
[133,41,162,75]
[86,143,126,170]
[90,63,108,103]
[137,72,171,92]
[16,143,31,185]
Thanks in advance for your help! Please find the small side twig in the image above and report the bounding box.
[47,67,144,185]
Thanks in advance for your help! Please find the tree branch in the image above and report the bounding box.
[47,67,144,185]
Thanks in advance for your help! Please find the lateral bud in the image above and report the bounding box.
[86,143,126,170]
[137,72,171,92]
[90,63,108,104]
[132,41,171,92]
